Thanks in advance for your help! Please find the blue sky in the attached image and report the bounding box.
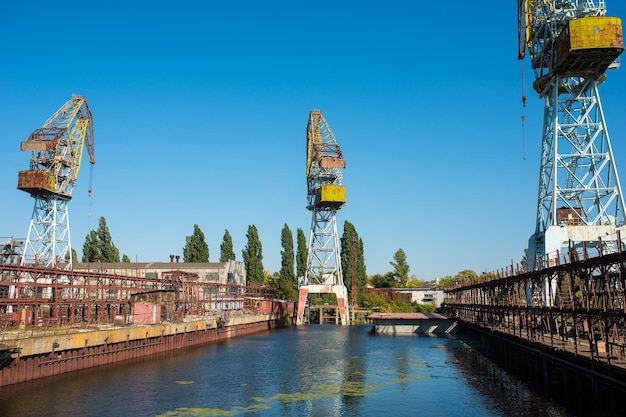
[2,1,626,280]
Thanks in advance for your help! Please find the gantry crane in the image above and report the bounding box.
[518,1,625,275]
[296,110,349,325]
[17,95,95,268]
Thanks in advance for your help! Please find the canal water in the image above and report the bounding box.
[0,325,574,417]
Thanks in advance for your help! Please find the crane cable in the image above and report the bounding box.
[520,60,527,161]
[88,163,94,230]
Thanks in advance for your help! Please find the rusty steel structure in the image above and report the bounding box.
[518,1,626,269]
[0,263,278,329]
[445,233,626,414]
[17,96,96,269]
[446,234,626,363]
[296,110,349,326]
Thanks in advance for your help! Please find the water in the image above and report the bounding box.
[0,325,574,417]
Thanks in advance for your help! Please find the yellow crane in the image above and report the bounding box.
[517,1,626,282]
[18,95,95,267]
[297,110,349,325]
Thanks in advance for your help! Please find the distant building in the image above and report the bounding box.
[368,287,446,308]
[392,288,446,308]
[71,259,246,286]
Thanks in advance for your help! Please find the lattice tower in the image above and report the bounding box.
[296,110,349,325]
[519,0,625,269]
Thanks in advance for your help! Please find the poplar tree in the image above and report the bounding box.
[340,221,367,305]
[82,230,98,262]
[296,228,307,281]
[242,224,264,283]
[220,229,236,262]
[278,224,297,299]
[97,217,120,262]
[183,224,209,262]
[81,217,120,262]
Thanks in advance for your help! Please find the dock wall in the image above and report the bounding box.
[460,322,626,417]
[0,313,282,387]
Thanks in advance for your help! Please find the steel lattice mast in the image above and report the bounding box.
[296,110,349,325]
[18,96,95,268]
[519,0,625,269]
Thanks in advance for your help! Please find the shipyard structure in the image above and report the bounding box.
[0,258,292,387]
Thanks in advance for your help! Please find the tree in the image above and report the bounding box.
[81,217,120,262]
[340,221,367,305]
[183,224,209,262]
[82,230,98,262]
[122,254,131,263]
[436,275,457,289]
[220,229,236,262]
[369,272,394,288]
[455,269,479,285]
[242,225,264,283]
[296,228,307,281]
[278,224,297,300]
[390,248,410,287]
[405,276,427,288]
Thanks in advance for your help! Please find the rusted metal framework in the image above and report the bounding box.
[446,233,626,365]
[297,110,349,325]
[0,263,278,330]
[518,1,626,269]
[18,96,96,268]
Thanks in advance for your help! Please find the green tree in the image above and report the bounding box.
[183,224,209,262]
[242,225,264,283]
[122,254,131,263]
[390,248,410,287]
[278,224,297,300]
[220,229,236,262]
[296,228,307,281]
[436,275,459,289]
[340,221,367,305]
[405,276,427,288]
[82,230,98,262]
[369,272,394,288]
[81,217,120,262]
[455,269,479,284]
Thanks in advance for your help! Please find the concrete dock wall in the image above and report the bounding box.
[0,312,282,387]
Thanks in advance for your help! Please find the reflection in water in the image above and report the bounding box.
[447,339,574,417]
[0,325,573,417]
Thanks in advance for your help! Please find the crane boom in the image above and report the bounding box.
[306,110,346,210]
[18,95,95,200]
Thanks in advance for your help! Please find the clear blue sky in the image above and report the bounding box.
[2,1,626,281]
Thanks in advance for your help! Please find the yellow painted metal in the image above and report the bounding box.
[316,184,346,206]
[17,170,55,194]
[567,16,623,50]
[18,95,95,198]
[10,314,275,357]
[553,16,624,77]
